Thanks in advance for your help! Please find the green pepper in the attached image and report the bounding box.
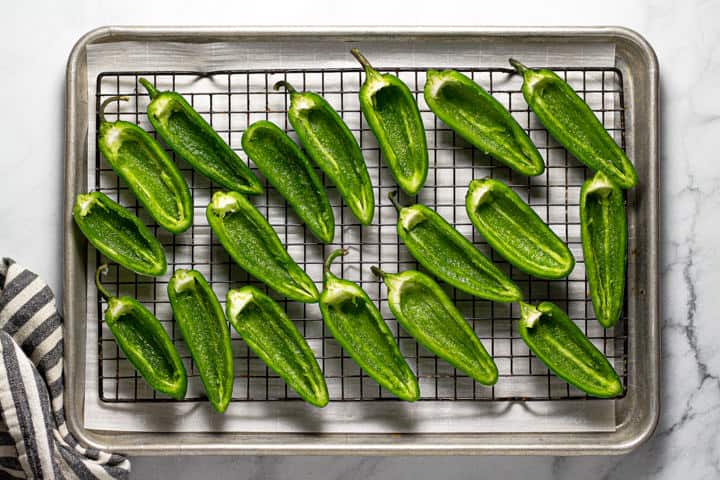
[320,249,419,401]
[519,302,622,398]
[206,191,320,303]
[351,49,428,196]
[389,192,521,302]
[509,60,638,189]
[167,269,234,413]
[424,70,544,176]
[274,81,375,225]
[97,96,193,234]
[139,78,263,195]
[226,286,328,408]
[95,265,187,399]
[241,120,335,243]
[580,172,626,328]
[372,267,498,385]
[465,178,575,280]
[73,191,166,277]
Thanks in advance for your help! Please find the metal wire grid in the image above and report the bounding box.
[93,64,628,404]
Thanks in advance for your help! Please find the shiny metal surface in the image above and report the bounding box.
[64,26,659,455]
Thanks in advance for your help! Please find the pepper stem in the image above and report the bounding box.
[273,80,298,95]
[139,78,159,99]
[323,248,349,276]
[99,96,129,124]
[95,264,114,301]
[509,58,529,75]
[388,191,403,212]
[370,266,385,280]
[350,48,376,75]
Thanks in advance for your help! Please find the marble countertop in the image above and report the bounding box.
[1,0,717,478]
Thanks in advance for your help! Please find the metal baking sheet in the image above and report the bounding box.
[64,26,659,455]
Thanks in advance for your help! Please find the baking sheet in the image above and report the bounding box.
[82,37,617,433]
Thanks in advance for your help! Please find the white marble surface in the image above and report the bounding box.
[0,0,718,478]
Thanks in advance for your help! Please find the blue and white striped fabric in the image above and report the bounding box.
[0,258,129,479]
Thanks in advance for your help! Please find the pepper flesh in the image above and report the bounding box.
[167,269,234,413]
[519,302,622,398]
[97,96,193,234]
[96,265,187,399]
[139,78,263,195]
[206,191,320,303]
[373,267,498,385]
[390,193,521,302]
[580,172,627,328]
[424,70,544,176]
[73,192,167,277]
[226,286,329,408]
[510,60,638,189]
[352,49,428,196]
[320,249,419,401]
[241,120,335,243]
[275,81,375,225]
[466,178,575,279]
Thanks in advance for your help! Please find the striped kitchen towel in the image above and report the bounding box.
[0,258,130,479]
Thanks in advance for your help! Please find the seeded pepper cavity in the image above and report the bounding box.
[320,249,419,401]
[73,191,167,277]
[466,178,574,280]
[373,267,498,385]
[510,59,637,188]
[96,265,186,400]
[206,191,320,303]
[139,78,263,195]
[242,120,335,243]
[580,172,627,328]
[275,81,375,225]
[519,301,622,398]
[390,192,521,302]
[352,49,428,196]
[168,269,234,413]
[227,286,329,408]
[424,69,544,176]
[97,96,193,234]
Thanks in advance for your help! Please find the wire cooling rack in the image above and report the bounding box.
[94,65,628,404]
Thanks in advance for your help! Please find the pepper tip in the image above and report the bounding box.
[323,248,349,276]
[350,48,374,73]
[388,191,403,212]
[138,77,159,99]
[273,80,297,94]
[509,58,529,75]
[94,264,113,301]
[370,266,385,279]
[98,96,130,124]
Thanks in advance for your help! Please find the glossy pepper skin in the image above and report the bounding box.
[97,96,193,234]
[519,302,622,398]
[389,192,521,303]
[351,49,428,196]
[275,81,375,225]
[73,192,167,277]
[226,286,329,408]
[580,172,627,328]
[95,265,187,399]
[206,191,320,303]
[167,269,234,413]
[372,267,498,385]
[241,120,335,243]
[509,60,638,189]
[466,178,575,280]
[139,78,263,195]
[320,250,419,401]
[424,70,545,176]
